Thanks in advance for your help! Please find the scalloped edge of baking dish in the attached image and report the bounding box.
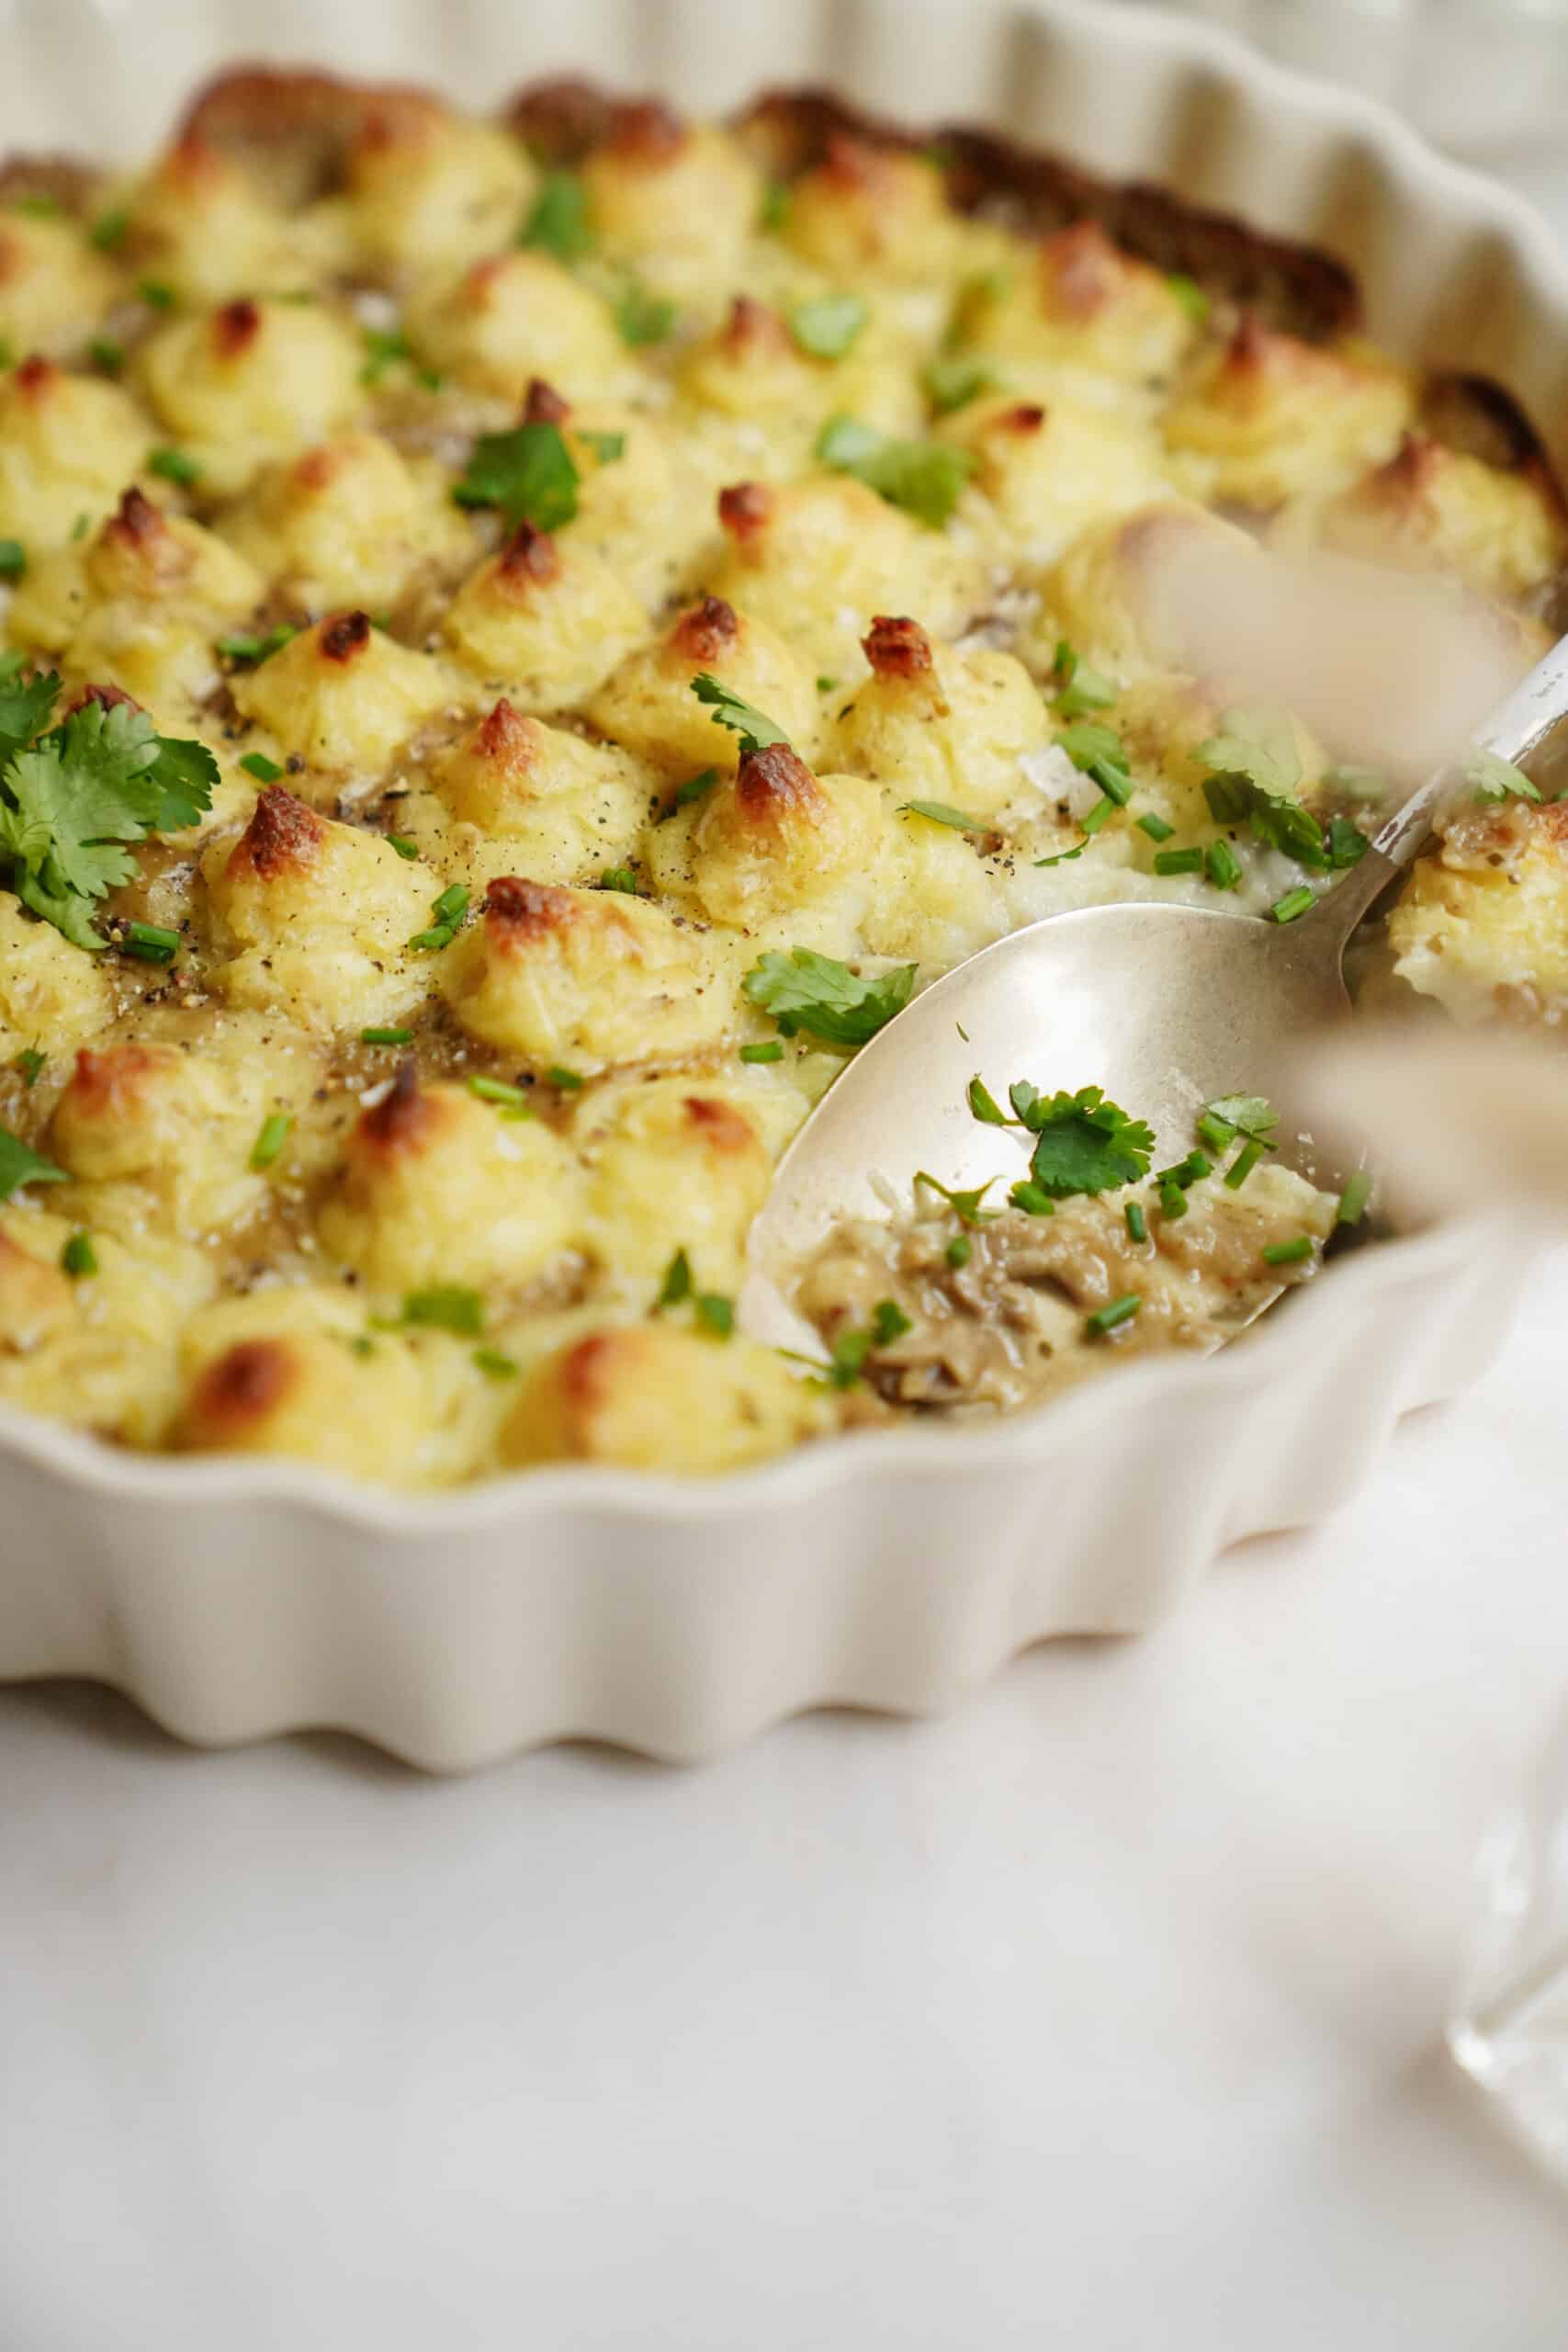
[0,0,1561,1766]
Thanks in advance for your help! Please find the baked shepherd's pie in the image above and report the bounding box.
[0,70,1561,1485]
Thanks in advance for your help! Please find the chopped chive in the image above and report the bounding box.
[408,881,469,952]
[760,178,792,233]
[828,1327,874,1388]
[1156,1150,1210,1188]
[137,277,175,310]
[468,1074,529,1108]
[0,538,24,581]
[739,1040,784,1064]
[656,1248,693,1309]
[1262,1234,1314,1267]
[1124,1200,1147,1244]
[1224,1138,1264,1190]
[1085,1293,1142,1337]
[218,624,296,665]
[123,921,179,965]
[147,446,200,488]
[1337,1168,1372,1227]
[1159,1179,1188,1221]
[1205,839,1243,891]
[1153,847,1204,876]
[1088,756,1132,807]
[239,751,283,782]
[90,206,130,252]
[361,1025,413,1046]
[597,865,640,894]
[14,1046,45,1087]
[547,1065,584,1091]
[387,832,419,859]
[70,512,90,541]
[945,1234,972,1268]
[816,675,838,694]
[403,1284,485,1334]
[1009,1180,1055,1216]
[61,1231,96,1279]
[872,1298,911,1345]
[473,1347,520,1380]
[249,1112,289,1170]
[1080,796,1118,835]
[672,767,718,812]
[1135,812,1175,843]
[694,1291,734,1339]
[88,334,124,376]
[1270,886,1315,924]
[1196,1112,1235,1155]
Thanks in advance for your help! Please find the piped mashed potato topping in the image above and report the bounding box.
[0,70,1561,1487]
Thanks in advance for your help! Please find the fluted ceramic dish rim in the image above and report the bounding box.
[0,0,1560,1764]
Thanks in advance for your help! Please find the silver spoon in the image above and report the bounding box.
[742,630,1568,1349]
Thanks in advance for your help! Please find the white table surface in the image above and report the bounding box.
[7,147,1568,2352]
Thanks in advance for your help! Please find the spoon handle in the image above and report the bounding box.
[1303,626,1568,956]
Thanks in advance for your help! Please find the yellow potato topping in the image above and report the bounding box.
[0,70,1557,1487]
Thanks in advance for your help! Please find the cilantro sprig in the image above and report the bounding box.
[0,672,218,950]
[967,1073,1156,1199]
[743,947,916,1047]
[454,421,581,533]
[689,674,791,757]
[815,413,976,528]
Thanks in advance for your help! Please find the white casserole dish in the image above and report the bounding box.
[0,0,1562,1769]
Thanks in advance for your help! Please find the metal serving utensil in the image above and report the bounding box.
[742,630,1568,1351]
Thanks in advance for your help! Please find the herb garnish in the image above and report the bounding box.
[815,413,976,528]
[743,947,916,1046]
[61,1230,96,1278]
[921,353,995,415]
[915,1171,999,1227]
[1262,1235,1314,1267]
[1052,640,1117,720]
[0,1125,67,1199]
[898,799,989,833]
[408,883,468,952]
[738,1040,784,1064]
[654,1246,733,1337]
[689,675,791,756]
[0,540,24,582]
[147,447,200,489]
[520,172,595,262]
[218,624,296,666]
[1086,1293,1142,1337]
[967,1074,1156,1200]
[0,677,218,950]
[789,293,868,360]
[240,752,283,783]
[613,281,675,347]
[1466,749,1541,806]
[400,1285,485,1335]
[454,421,581,533]
[14,1046,44,1087]
[250,1113,289,1171]
[361,1025,413,1046]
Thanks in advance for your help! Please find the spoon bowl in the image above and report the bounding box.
[743,631,1568,1352]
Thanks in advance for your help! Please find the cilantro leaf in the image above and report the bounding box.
[1197,706,1302,798]
[0,655,61,768]
[743,947,916,1046]
[453,422,579,532]
[147,734,220,833]
[520,172,595,262]
[0,1123,67,1199]
[815,413,976,528]
[914,1170,999,1227]
[690,674,791,757]
[0,698,216,949]
[1466,748,1541,805]
[1016,1085,1156,1199]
